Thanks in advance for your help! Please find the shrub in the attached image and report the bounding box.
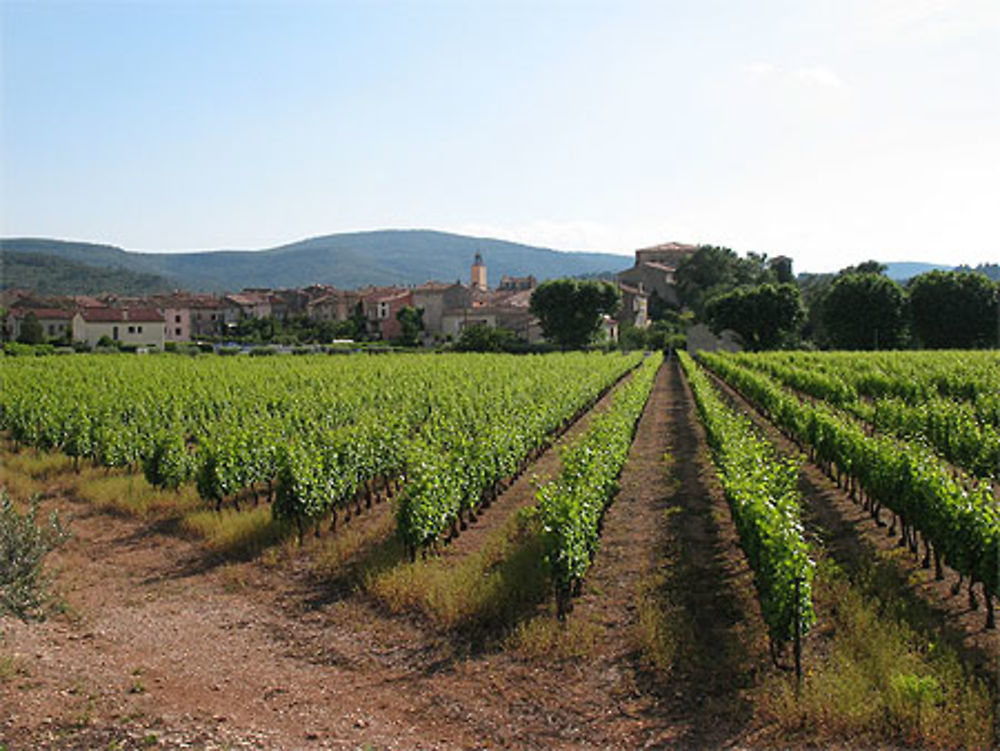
[3,342,36,357]
[0,493,69,620]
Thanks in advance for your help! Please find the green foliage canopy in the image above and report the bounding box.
[529,279,621,349]
[674,245,775,317]
[705,283,804,351]
[909,270,998,349]
[821,273,906,350]
[453,323,520,352]
[395,305,424,347]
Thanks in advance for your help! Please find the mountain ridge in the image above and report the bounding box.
[0,230,633,293]
[2,231,987,294]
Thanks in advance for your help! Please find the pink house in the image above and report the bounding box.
[362,288,413,340]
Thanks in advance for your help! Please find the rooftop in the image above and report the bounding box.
[78,307,165,323]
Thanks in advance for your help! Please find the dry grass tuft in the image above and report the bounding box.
[506,612,601,660]
[759,561,995,750]
[181,505,291,558]
[0,654,19,682]
[313,510,398,577]
[0,449,76,499]
[368,507,550,632]
[633,569,689,675]
[73,471,201,518]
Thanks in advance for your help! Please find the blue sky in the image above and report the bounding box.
[2,0,998,272]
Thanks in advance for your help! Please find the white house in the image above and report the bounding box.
[72,307,166,349]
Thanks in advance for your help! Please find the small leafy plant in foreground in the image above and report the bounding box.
[0,491,69,620]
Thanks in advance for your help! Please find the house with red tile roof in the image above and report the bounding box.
[5,307,75,342]
[71,307,165,349]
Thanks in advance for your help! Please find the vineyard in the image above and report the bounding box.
[1,349,997,749]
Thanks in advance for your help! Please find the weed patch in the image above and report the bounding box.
[0,449,75,500]
[506,612,601,660]
[368,508,550,633]
[759,562,995,749]
[73,472,200,518]
[182,505,292,558]
[313,510,397,577]
[633,569,687,675]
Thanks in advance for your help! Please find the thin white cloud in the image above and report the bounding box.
[742,61,777,77]
[853,0,1000,42]
[794,66,847,89]
[741,62,849,90]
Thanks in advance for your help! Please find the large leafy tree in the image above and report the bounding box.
[705,283,804,351]
[796,260,888,348]
[530,279,621,349]
[909,270,998,349]
[821,273,906,350]
[675,245,776,316]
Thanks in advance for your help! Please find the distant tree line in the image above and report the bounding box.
[677,248,999,351]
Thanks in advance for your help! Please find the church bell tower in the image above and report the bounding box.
[471,253,487,291]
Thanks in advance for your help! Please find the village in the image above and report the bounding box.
[2,243,706,351]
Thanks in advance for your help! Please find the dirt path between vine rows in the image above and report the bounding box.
[1,360,776,750]
[555,357,769,749]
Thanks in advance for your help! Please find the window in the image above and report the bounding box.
[137,326,143,333]
[175,327,181,336]
[175,314,181,323]
[128,325,135,334]
[48,324,56,334]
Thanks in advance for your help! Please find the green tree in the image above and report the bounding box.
[770,256,794,284]
[675,245,773,316]
[618,323,648,351]
[909,270,999,349]
[395,306,424,347]
[529,279,621,349]
[705,283,804,351]
[17,312,44,344]
[822,273,906,350]
[454,323,520,352]
[841,260,887,276]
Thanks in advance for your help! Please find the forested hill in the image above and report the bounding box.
[0,251,174,296]
[955,263,1000,281]
[0,231,632,293]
